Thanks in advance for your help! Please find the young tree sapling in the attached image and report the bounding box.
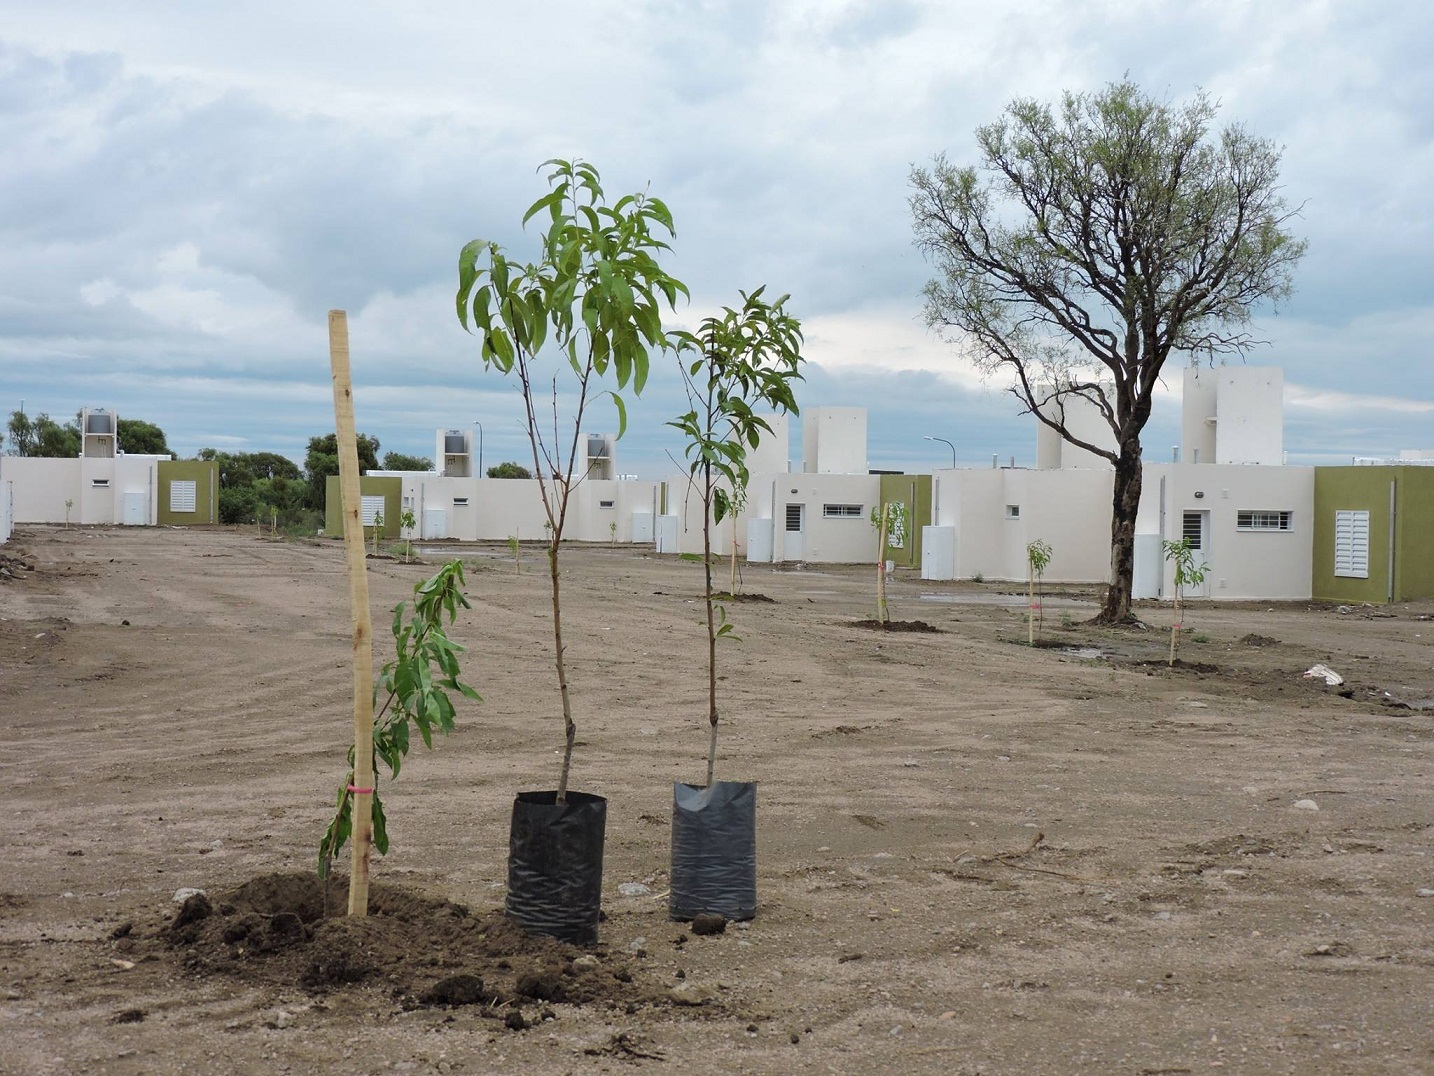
[869,501,908,626]
[1162,537,1208,666]
[319,560,479,876]
[399,507,417,563]
[1026,539,1052,645]
[456,158,688,802]
[669,287,804,784]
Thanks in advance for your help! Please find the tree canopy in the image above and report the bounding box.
[382,451,433,472]
[910,80,1305,622]
[485,461,532,479]
[304,432,380,510]
[117,418,170,455]
[6,411,81,457]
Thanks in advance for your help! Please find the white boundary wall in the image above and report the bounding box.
[0,456,165,525]
[0,479,12,543]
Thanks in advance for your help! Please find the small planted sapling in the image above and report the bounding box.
[64,498,73,527]
[400,508,417,563]
[869,501,908,626]
[457,158,689,942]
[1162,537,1209,666]
[1026,539,1052,645]
[669,287,804,785]
[319,560,479,878]
[371,509,385,556]
[508,532,521,573]
[667,286,804,921]
[725,483,748,598]
[608,520,617,547]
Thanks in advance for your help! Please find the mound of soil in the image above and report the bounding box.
[151,872,671,1019]
[712,592,776,603]
[1127,658,1221,674]
[850,618,942,633]
[1240,632,1281,647]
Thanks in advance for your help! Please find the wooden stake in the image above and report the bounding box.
[328,310,376,917]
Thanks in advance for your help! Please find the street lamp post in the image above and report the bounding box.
[923,435,956,469]
[473,420,484,478]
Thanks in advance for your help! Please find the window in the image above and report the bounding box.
[1334,510,1370,578]
[360,495,385,526]
[1237,510,1292,531]
[1182,511,1203,549]
[169,480,197,513]
[453,497,469,507]
[823,504,862,518]
[1005,504,1020,520]
[599,499,615,509]
[91,478,110,489]
[785,504,803,532]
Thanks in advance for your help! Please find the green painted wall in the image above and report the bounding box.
[877,474,931,568]
[1402,471,1434,599]
[1313,467,1434,602]
[324,475,402,538]
[157,460,219,525]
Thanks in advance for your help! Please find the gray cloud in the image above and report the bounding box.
[0,1,1430,471]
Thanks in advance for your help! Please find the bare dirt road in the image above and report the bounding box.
[2,524,1432,1074]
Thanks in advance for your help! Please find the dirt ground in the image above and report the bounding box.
[2,524,1433,1075]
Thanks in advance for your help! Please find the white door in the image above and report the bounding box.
[422,507,446,539]
[122,491,147,526]
[1180,510,1212,597]
[783,503,805,561]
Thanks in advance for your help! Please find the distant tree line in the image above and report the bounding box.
[4,410,170,457]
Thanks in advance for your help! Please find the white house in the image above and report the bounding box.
[916,366,1316,601]
[0,409,174,527]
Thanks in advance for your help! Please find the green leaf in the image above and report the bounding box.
[608,391,628,439]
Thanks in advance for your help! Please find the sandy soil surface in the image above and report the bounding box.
[2,523,1433,1075]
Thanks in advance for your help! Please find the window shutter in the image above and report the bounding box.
[1333,510,1369,578]
[1181,511,1203,549]
[169,480,197,513]
[361,495,386,526]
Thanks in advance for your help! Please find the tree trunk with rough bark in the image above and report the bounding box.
[1097,441,1143,624]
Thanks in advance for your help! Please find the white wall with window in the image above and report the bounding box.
[925,466,1112,583]
[0,455,163,526]
[1135,463,1314,600]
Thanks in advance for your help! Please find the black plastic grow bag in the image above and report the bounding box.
[506,790,606,945]
[670,780,757,921]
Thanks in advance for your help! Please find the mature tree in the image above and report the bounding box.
[194,448,310,526]
[117,418,170,455]
[5,411,35,455]
[911,80,1306,622]
[485,460,532,479]
[197,448,304,487]
[382,451,433,472]
[5,411,80,457]
[304,432,379,510]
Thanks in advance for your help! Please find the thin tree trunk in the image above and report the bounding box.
[1028,565,1036,646]
[1097,443,1143,623]
[704,464,719,786]
[876,513,889,624]
[551,538,576,802]
[729,512,738,597]
[1169,588,1181,667]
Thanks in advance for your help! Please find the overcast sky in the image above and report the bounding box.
[1,1,1429,476]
